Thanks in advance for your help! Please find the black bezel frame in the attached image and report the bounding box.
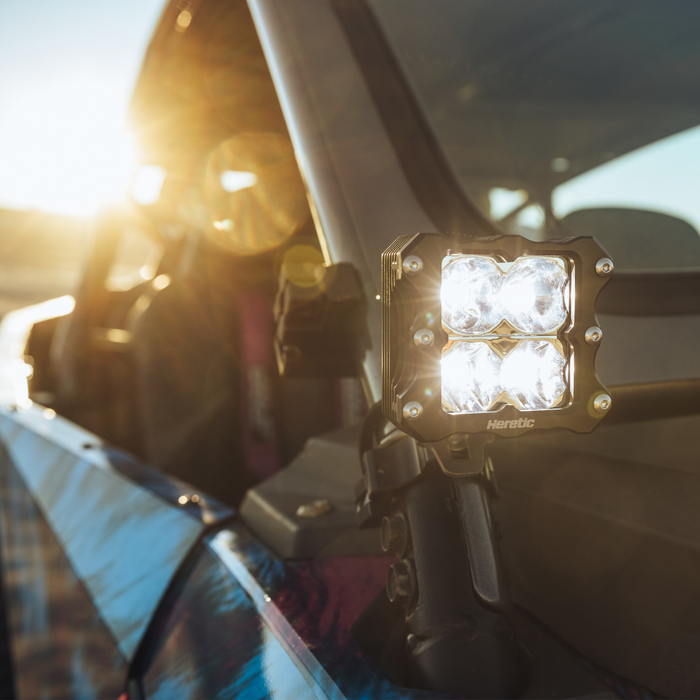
[382,233,613,442]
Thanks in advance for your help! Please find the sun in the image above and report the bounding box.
[0,77,137,217]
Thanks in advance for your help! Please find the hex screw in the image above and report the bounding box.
[593,393,612,413]
[387,559,417,608]
[402,256,424,276]
[585,326,603,345]
[413,328,435,347]
[595,258,614,277]
[380,511,409,558]
[403,401,423,421]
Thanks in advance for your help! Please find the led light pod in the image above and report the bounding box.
[382,232,613,442]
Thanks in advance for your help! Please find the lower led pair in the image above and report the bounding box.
[441,340,568,414]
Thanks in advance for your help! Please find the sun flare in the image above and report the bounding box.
[0,78,137,217]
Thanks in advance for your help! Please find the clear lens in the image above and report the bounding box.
[441,341,502,413]
[500,340,567,410]
[441,257,503,335]
[501,257,569,334]
[439,254,571,415]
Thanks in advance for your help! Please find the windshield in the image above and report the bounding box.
[366,0,700,271]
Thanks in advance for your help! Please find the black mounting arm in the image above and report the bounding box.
[355,408,526,698]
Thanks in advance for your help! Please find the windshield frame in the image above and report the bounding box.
[328,0,499,239]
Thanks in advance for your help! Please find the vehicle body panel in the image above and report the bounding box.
[0,406,447,698]
[141,530,436,699]
[0,444,124,699]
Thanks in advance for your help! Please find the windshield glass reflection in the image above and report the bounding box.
[367,0,700,269]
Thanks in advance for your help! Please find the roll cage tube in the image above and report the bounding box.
[248,0,439,403]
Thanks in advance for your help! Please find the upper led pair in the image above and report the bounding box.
[441,256,570,336]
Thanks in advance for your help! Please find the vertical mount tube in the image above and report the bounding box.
[400,474,525,698]
[454,477,512,615]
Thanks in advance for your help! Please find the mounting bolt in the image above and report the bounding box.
[387,559,417,608]
[595,258,614,277]
[447,433,468,453]
[402,255,424,276]
[593,393,612,413]
[585,326,603,345]
[296,498,333,518]
[380,511,409,557]
[403,401,423,421]
[414,328,435,347]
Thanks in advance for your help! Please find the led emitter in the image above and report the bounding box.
[441,339,568,414]
[441,257,503,335]
[441,255,569,337]
[501,257,569,334]
[440,254,570,415]
[499,340,567,411]
[441,341,502,413]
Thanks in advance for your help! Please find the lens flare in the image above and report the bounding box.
[220,171,258,193]
[281,245,326,288]
[203,133,309,255]
[131,165,166,205]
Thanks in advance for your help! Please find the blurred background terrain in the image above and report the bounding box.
[0,209,88,316]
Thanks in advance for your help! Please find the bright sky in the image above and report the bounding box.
[490,125,700,236]
[554,125,700,233]
[0,0,166,216]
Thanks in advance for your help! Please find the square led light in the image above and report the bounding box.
[382,233,613,442]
